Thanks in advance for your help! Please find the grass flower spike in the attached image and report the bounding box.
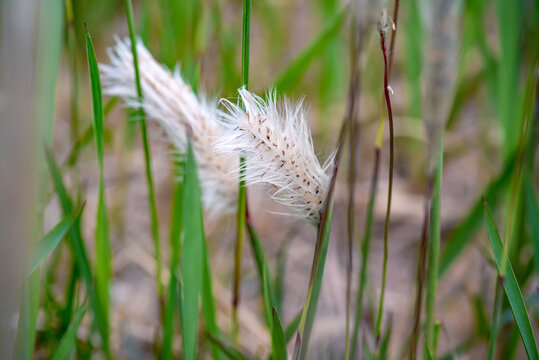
[218,88,331,224]
[100,38,238,218]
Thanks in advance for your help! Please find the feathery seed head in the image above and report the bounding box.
[217,88,331,224]
[100,38,238,218]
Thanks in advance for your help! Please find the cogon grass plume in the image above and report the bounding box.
[100,38,238,218]
[217,88,332,224]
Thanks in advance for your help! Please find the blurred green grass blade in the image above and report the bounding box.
[378,316,392,359]
[272,308,287,360]
[273,8,345,92]
[524,174,539,276]
[124,0,164,300]
[483,200,539,360]
[439,154,515,278]
[206,334,251,360]
[85,25,112,356]
[201,241,222,360]
[425,340,434,360]
[181,142,204,360]
[28,205,84,274]
[162,172,183,360]
[51,303,88,360]
[284,311,302,344]
[262,266,273,328]
[296,206,333,360]
[495,0,522,158]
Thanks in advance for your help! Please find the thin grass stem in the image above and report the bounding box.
[232,0,252,342]
[123,0,164,305]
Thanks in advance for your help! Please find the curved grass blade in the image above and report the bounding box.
[284,311,302,344]
[272,308,287,360]
[85,25,112,357]
[273,8,345,92]
[28,205,84,274]
[51,302,88,360]
[201,240,222,360]
[483,199,539,360]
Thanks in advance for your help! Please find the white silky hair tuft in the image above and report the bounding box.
[100,37,238,218]
[216,88,332,224]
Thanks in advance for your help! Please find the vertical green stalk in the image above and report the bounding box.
[487,278,503,360]
[123,0,164,301]
[15,1,64,358]
[425,138,443,355]
[232,0,251,341]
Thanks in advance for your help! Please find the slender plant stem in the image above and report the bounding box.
[425,138,443,356]
[232,0,252,342]
[344,16,363,360]
[375,25,395,343]
[350,148,380,359]
[124,0,163,303]
[410,177,432,360]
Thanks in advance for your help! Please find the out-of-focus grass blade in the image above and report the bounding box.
[63,97,118,169]
[439,154,515,278]
[425,340,434,360]
[284,311,302,344]
[273,8,345,92]
[162,168,183,360]
[181,142,204,360]
[272,308,287,360]
[296,206,333,360]
[247,222,274,328]
[524,175,539,276]
[206,334,251,360]
[201,240,222,360]
[483,200,539,360]
[378,316,392,359]
[50,303,88,360]
[28,205,84,274]
[85,25,112,357]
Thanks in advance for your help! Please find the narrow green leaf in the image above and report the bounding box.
[524,175,539,276]
[201,241,222,360]
[272,308,287,360]
[273,9,345,92]
[28,205,84,274]
[483,200,539,360]
[85,25,112,357]
[284,311,302,344]
[51,303,88,360]
[206,334,251,360]
[181,142,204,360]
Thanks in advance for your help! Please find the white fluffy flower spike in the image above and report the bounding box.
[217,88,331,223]
[100,38,238,218]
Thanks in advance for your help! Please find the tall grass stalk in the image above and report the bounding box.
[123,0,164,302]
[375,22,395,344]
[15,1,64,358]
[232,0,251,341]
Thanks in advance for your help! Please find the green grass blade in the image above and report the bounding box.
[483,200,539,360]
[162,169,183,360]
[272,308,287,360]
[85,25,112,357]
[439,154,515,277]
[51,303,88,360]
[284,311,302,344]
[296,206,333,360]
[181,142,204,360]
[201,240,222,360]
[524,174,539,276]
[124,0,163,300]
[206,334,251,360]
[28,205,84,274]
[273,8,345,92]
